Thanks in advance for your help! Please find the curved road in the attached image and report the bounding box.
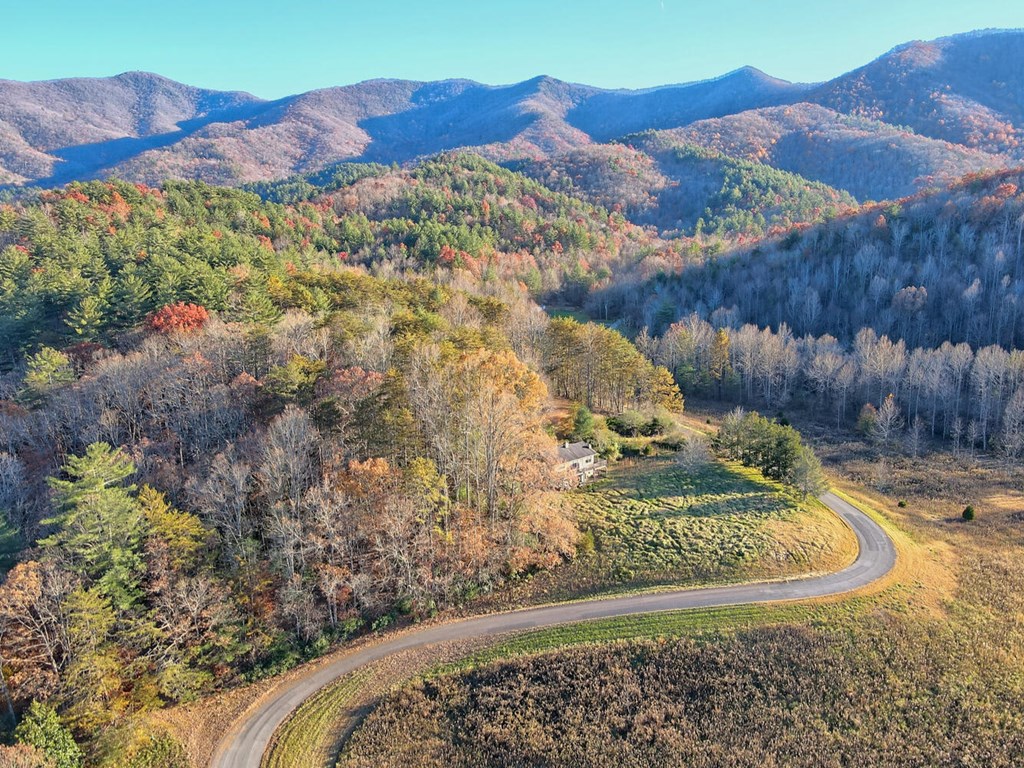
[213,491,896,768]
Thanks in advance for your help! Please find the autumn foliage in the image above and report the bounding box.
[147,302,210,334]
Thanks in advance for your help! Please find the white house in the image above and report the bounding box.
[555,441,607,485]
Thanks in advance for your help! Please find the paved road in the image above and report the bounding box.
[212,491,896,768]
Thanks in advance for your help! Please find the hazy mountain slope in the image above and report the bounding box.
[0,71,265,183]
[810,29,1024,157]
[97,77,591,184]
[566,67,809,141]
[0,69,808,187]
[651,103,1007,200]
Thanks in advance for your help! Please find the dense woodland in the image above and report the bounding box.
[603,170,1024,350]
[0,155,662,357]
[0,171,681,764]
[515,140,857,240]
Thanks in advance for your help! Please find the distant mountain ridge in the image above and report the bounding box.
[0,29,1021,204]
[809,29,1024,154]
[0,68,805,187]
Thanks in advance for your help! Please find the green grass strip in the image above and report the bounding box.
[431,595,881,677]
[262,669,372,768]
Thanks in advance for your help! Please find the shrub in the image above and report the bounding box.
[646,409,675,436]
[897,500,907,508]
[590,423,621,461]
[675,435,712,472]
[569,403,595,441]
[124,736,188,768]
[607,410,649,437]
[0,744,48,768]
[655,429,688,451]
[962,505,975,521]
[576,529,596,556]
[91,722,188,768]
[857,403,879,435]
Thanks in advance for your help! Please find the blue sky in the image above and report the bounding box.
[3,1,1022,97]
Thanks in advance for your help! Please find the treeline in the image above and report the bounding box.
[645,314,1024,459]
[543,317,682,414]
[0,157,659,356]
[597,170,1024,351]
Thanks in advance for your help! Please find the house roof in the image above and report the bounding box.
[557,441,597,462]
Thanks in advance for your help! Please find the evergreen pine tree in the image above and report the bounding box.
[42,444,146,610]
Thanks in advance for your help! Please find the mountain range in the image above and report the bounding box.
[0,28,1021,210]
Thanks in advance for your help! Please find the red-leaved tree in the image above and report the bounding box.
[148,302,210,334]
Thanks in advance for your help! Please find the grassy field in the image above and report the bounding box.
[526,456,856,599]
[338,612,1024,768]
[430,598,879,678]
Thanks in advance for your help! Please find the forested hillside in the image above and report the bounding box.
[652,103,1005,201]
[516,140,857,239]
[0,167,689,764]
[582,169,1024,459]
[603,169,1024,350]
[0,155,662,356]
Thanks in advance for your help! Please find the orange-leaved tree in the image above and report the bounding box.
[147,302,210,334]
